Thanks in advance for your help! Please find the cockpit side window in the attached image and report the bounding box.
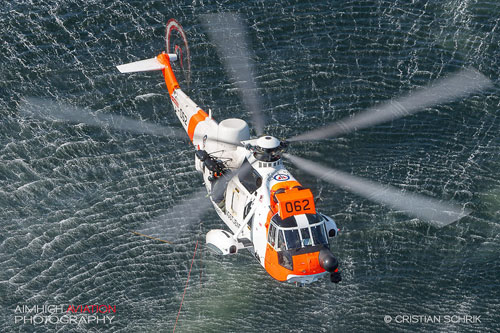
[310,225,328,245]
[277,230,286,251]
[268,223,276,247]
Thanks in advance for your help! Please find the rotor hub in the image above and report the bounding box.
[256,135,280,149]
[251,136,287,162]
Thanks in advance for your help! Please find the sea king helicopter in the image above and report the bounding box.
[21,14,492,285]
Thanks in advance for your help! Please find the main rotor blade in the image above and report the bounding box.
[201,13,266,136]
[284,153,471,227]
[289,68,492,142]
[134,188,212,243]
[20,98,246,149]
[19,97,185,138]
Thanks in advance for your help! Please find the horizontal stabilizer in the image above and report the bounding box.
[116,54,177,73]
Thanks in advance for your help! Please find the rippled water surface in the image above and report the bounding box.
[1,1,499,332]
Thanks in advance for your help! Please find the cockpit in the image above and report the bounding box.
[267,213,329,251]
[267,213,329,271]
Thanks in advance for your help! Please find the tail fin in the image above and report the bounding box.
[116,54,177,73]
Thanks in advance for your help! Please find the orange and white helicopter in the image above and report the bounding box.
[21,14,491,285]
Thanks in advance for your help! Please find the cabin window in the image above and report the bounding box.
[231,191,236,211]
[238,159,262,194]
[268,224,276,247]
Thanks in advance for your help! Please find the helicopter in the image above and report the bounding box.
[21,14,492,285]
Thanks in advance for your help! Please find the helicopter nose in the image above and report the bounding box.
[318,248,338,273]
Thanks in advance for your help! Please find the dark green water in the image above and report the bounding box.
[1,0,499,332]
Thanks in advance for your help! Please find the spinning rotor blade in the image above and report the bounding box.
[284,153,471,227]
[201,13,266,136]
[211,158,257,202]
[134,188,212,243]
[289,68,492,142]
[19,97,185,138]
[20,98,244,149]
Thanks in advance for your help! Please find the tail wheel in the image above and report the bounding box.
[165,19,191,87]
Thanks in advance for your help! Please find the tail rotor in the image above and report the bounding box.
[166,19,191,87]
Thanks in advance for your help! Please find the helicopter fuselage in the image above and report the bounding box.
[117,52,340,284]
[152,53,341,284]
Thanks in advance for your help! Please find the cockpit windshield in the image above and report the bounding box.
[268,213,329,251]
[300,228,312,246]
[310,225,328,246]
[284,229,301,249]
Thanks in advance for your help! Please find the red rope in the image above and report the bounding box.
[173,240,198,333]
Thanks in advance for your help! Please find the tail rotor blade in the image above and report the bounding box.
[289,68,492,142]
[284,153,471,227]
[19,97,185,138]
[201,13,266,135]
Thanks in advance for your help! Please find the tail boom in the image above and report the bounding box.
[117,52,218,147]
[157,53,180,95]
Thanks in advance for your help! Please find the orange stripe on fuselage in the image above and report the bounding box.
[187,109,208,141]
[157,53,180,96]
[157,52,209,143]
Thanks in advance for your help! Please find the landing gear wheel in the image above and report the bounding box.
[165,19,191,88]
